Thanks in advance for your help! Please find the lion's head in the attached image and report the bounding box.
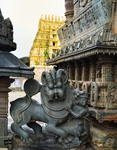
[41,69,68,102]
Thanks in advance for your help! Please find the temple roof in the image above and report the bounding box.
[0,9,34,78]
[0,9,16,52]
[0,51,34,78]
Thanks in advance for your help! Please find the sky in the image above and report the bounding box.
[0,0,65,58]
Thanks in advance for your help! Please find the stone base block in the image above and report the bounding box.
[0,134,13,149]
[90,145,117,150]
[90,125,117,149]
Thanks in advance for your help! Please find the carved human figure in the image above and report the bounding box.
[57,88,89,147]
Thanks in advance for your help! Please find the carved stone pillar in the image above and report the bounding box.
[101,63,113,82]
[74,61,81,80]
[81,61,89,81]
[62,63,67,71]
[98,56,114,82]
[0,77,14,148]
[66,63,68,76]
[89,61,96,81]
[67,62,75,80]
[114,63,117,82]
[65,0,74,22]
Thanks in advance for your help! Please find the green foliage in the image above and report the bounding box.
[45,43,49,47]
[40,44,42,48]
[35,61,40,65]
[44,49,49,59]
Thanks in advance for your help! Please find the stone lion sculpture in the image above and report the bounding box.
[10,69,89,148]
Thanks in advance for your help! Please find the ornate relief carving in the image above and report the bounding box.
[67,24,73,39]
[80,0,88,7]
[93,4,102,24]
[74,20,79,34]
[81,15,87,31]
[107,83,117,108]
[114,64,117,82]
[90,82,98,107]
[96,64,102,79]
[57,0,113,49]
[57,28,117,58]
[62,28,67,42]
[101,0,108,18]
[0,10,16,51]
[74,0,80,15]
[91,129,117,148]
[10,69,90,148]
[58,32,64,44]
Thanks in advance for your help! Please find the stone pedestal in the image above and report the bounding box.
[0,77,14,148]
[90,124,117,150]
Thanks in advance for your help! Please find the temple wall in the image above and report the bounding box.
[34,66,53,83]
[47,0,117,149]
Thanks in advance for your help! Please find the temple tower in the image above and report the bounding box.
[29,15,64,66]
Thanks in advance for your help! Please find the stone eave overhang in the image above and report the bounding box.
[89,107,117,123]
[0,51,34,78]
[0,68,34,78]
[47,45,117,65]
[0,41,16,52]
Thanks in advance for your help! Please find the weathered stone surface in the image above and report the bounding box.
[0,51,34,78]
[47,0,117,149]
[0,9,16,52]
[0,77,14,148]
[10,69,90,149]
[90,124,117,149]
[57,0,114,48]
[47,0,117,63]
[0,9,34,149]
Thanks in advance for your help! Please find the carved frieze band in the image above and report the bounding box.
[58,0,112,45]
[56,29,117,59]
[69,80,117,110]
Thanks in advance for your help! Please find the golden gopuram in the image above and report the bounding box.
[29,14,65,67]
